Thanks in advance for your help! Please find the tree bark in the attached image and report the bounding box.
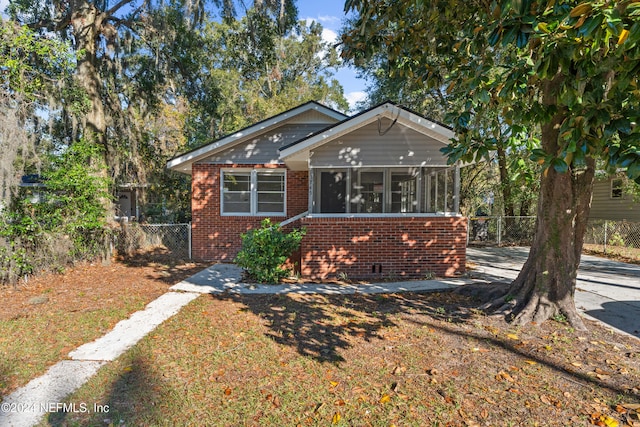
[71,1,117,224]
[496,142,515,217]
[473,77,596,330]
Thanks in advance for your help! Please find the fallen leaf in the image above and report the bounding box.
[571,362,583,367]
[524,360,537,365]
[335,399,346,406]
[332,412,341,424]
[599,415,619,427]
[540,394,551,405]
[224,387,232,396]
[392,366,406,375]
[495,371,515,382]
[507,333,519,340]
[329,381,339,388]
[379,393,391,404]
[623,403,640,411]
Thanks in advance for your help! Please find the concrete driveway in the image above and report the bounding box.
[467,246,640,339]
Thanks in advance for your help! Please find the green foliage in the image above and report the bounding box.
[235,218,306,284]
[0,139,110,283]
[0,19,75,100]
[342,0,640,183]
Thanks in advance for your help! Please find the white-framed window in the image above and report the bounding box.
[611,178,624,199]
[313,167,458,214]
[221,169,286,215]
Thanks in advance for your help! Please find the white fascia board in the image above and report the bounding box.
[166,103,347,173]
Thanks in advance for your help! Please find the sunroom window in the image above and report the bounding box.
[391,172,418,213]
[352,171,384,213]
[222,169,285,215]
[314,167,456,214]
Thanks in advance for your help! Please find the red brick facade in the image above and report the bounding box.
[191,163,467,279]
[191,163,308,262]
[299,216,467,280]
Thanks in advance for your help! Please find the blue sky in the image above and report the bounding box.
[297,0,368,110]
[0,0,368,109]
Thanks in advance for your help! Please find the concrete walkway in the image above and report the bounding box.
[2,247,638,426]
[170,263,470,295]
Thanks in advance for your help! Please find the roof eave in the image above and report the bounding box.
[167,101,348,174]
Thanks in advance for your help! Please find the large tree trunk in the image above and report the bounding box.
[71,2,116,221]
[468,77,596,330]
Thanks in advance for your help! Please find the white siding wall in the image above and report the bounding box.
[309,119,450,168]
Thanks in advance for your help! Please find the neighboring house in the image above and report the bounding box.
[19,174,47,204]
[115,184,146,222]
[168,101,467,279]
[590,176,640,222]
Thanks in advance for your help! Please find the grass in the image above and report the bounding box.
[0,249,205,397]
[38,292,640,426]
[0,300,148,396]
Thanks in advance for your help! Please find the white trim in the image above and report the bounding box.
[220,168,287,216]
[305,213,463,219]
[280,211,309,227]
[167,102,347,173]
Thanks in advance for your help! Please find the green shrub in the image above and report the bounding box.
[235,218,306,284]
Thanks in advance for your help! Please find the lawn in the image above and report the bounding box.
[0,249,205,397]
[38,291,640,426]
[2,249,639,426]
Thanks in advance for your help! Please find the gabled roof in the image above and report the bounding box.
[278,101,455,171]
[167,101,348,173]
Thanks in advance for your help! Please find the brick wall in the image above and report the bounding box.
[191,163,308,261]
[299,216,467,280]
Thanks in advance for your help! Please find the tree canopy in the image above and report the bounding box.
[0,0,347,281]
[342,0,640,329]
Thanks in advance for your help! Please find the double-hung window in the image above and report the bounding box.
[222,169,285,215]
[611,178,624,199]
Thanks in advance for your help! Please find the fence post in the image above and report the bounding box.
[603,220,608,254]
[497,216,502,246]
[188,222,192,259]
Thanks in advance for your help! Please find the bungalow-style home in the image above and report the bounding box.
[168,101,467,280]
[590,175,640,222]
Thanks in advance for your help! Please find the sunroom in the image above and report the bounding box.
[279,102,467,279]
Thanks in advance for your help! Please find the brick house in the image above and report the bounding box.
[167,101,467,280]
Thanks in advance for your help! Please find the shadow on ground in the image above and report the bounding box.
[116,247,207,285]
[46,353,165,426]
[215,290,640,400]
[585,300,640,338]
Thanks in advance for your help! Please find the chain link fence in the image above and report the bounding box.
[114,222,191,259]
[468,216,640,260]
[584,220,640,250]
[468,216,537,246]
